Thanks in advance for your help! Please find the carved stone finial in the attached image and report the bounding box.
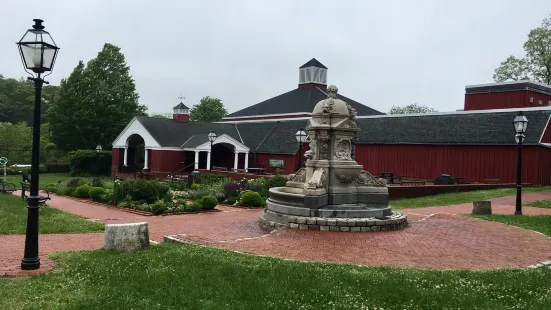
[327,85,338,98]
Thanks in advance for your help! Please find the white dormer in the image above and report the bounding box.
[298,58,328,86]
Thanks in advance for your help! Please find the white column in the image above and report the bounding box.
[123,147,128,166]
[234,152,239,170]
[194,151,199,170]
[244,152,249,172]
[144,149,149,169]
[206,151,211,170]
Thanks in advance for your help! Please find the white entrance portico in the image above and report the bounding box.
[183,134,250,171]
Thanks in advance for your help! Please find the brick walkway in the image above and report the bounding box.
[2,192,551,276]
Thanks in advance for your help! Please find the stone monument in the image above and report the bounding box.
[260,85,407,232]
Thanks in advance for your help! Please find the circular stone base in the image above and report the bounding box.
[259,211,408,232]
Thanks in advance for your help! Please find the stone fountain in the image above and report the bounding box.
[260,85,408,232]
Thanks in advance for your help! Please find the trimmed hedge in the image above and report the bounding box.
[195,174,228,185]
[69,149,112,176]
[43,163,70,173]
[240,191,264,207]
[74,185,92,198]
[200,195,217,210]
[88,187,106,201]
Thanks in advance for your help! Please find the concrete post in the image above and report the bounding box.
[194,151,199,170]
[206,151,211,170]
[234,151,239,170]
[244,152,249,172]
[144,149,149,169]
[123,147,128,166]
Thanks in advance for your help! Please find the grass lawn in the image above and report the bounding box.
[4,173,76,190]
[391,186,551,210]
[0,243,550,310]
[469,214,551,237]
[0,194,103,235]
[527,200,551,209]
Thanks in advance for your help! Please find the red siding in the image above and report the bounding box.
[355,144,551,185]
[111,148,121,173]
[149,150,184,174]
[252,144,309,174]
[465,91,551,111]
[173,114,189,123]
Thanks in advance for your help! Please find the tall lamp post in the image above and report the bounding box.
[16,19,60,270]
[513,111,528,216]
[96,145,103,177]
[295,128,307,170]
[208,130,217,171]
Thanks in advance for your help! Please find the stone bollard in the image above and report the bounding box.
[472,201,492,215]
[104,222,150,252]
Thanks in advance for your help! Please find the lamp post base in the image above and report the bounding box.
[21,256,40,270]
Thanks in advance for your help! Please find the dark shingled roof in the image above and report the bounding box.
[137,117,240,148]
[133,109,551,154]
[173,102,189,109]
[356,110,551,146]
[225,87,384,118]
[299,58,327,69]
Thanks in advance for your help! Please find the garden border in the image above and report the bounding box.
[46,192,224,217]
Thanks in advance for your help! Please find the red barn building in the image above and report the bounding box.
[112,59,551,185]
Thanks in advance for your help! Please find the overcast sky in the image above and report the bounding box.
[1,0,550,115]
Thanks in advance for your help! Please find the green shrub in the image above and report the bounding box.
[225,196,238,205]
[191,184,200,190]
[150,200,169,215]
[168,182,185,191]
[195,174,228,185]
[163,192,173,203]
[186,202,202,211]
[100,192,114,203]
[121,180,169,204]
[117,201,130,208]
[113,183,127,203]
[240,191,264,207]
[190,189,209,201]
[68,149,112,176]
[102,180,115,190]
[200,195,217,210]
[44,183,57,193]
[74,185,92,198]
[266,175,287,189]
[88,187,106,201]
[91,178,103,188]
[56,186,74,196]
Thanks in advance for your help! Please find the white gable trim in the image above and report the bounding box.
[112,118,161,148]
[183,134,250,153]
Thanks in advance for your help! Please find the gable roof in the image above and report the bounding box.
[299,58,327,69]
[136,117,240,148]
[126,108,551,155]
[225,87,384,118]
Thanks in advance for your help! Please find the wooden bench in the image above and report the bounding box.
[212,166,228,171]
[399,181,426,186]
[484,178,500,184]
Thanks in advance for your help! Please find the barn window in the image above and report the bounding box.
[538,100,543,105]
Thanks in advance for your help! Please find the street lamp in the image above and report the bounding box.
[208,130,217,171]
[96,145,102,153]
[295,128,307,170]
[513,111,528,216]
[17,19,59,270]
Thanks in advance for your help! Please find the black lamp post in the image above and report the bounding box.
[208,130,217,171]
[16,19,60,270]
[513,111,528,216]
[295,128,307,170]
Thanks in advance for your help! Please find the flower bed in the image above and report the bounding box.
[48,177,219,216]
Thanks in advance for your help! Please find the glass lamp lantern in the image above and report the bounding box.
[96,145,103,153]
[16,19,59,75]
[208,130,217,143]
[513,113,528,134]
[295,129,307,143]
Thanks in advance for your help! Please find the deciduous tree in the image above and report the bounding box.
[388,103,438,114]
[189,96,227,122]
[493,15,551,84]
[47,44,147,151]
